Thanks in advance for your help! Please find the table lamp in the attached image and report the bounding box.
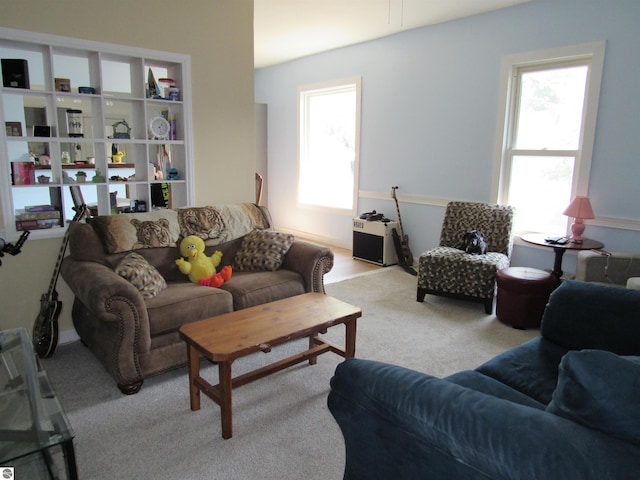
[563,196,594,243]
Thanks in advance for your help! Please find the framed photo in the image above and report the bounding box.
[55,77,71,92]
[5,121,23,136]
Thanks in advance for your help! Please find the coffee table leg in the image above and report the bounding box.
[309,333,319,365]
[345,319,357,358]
[186,343,201,411]
[219,361,233,439]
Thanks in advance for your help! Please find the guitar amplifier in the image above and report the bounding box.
[352,218,398,266]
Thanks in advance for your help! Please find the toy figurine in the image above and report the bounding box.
[166,168,179,180]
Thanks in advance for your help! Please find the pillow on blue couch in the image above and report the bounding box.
[546,349,640,444]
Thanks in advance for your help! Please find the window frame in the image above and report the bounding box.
[296,77,361,216]
[491,42,606,235]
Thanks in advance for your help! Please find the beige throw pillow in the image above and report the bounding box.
[233,230,294,272]
[115,252,167,298]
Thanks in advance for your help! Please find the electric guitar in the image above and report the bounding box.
[32,186,89,358]
[391,186,416,275]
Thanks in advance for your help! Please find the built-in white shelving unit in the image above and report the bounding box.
[0,27,194,240]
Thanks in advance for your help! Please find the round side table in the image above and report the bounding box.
[521,233,604,279]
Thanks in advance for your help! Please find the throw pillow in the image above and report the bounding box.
[115,252,167,298]
[546,349,640,444]
[233,230,294,272]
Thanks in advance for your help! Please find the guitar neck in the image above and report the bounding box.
[45,206,86,301]
[391,188,405,238]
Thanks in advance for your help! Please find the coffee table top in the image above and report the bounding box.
[179,293,362,362]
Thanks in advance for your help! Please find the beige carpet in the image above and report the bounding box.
[42,267,538,480]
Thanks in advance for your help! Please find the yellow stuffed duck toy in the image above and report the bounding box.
[175,235,232,287]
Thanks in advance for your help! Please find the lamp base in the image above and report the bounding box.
[570,218,586,243]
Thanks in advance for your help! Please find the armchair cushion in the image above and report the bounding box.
[438,201,515,256]
[420,247,510,297]
[547,350,640,445]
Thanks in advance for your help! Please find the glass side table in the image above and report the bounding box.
[0,328,77,479]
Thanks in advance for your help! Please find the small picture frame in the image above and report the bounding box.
[5,121,23,136]
[55,77,71,92]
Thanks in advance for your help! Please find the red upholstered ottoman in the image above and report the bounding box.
[496,267,558,329]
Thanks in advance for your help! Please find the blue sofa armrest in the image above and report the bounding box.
[328,359,640,480]
[541,280,640,355]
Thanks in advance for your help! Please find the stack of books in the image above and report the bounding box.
[15,205,62,230]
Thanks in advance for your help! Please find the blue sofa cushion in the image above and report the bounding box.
[547,350,640,445]
[445,370,545,410]
[475,336,568,405]
[541,280,640,355]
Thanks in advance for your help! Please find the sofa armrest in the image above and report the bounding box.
[281,240,333,293]
[576,250,640,286]
[60,257,151,352]
[328,359,640,480]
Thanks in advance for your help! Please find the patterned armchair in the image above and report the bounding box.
[417,201,515,314]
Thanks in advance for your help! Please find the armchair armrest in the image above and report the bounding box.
[328,359,640,480]
[576,250,640,286]
[281,240,333,293]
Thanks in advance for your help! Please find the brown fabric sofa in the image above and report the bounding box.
[60,204,333,394]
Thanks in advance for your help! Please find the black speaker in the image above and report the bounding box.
[2,59,30,89]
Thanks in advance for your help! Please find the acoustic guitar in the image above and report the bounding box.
[32,186,89,358]
[391,186,416,276]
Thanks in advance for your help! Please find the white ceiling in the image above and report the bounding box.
[254,0,531,68]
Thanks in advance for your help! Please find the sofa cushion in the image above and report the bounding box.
[546,350,640,445]
[445,370,545,410]
[475,337,568,405]
[115,252,167,298]
[233,230,294,272]
[145,282,233,337]
[220,270,305,310]
[90,210,180,253]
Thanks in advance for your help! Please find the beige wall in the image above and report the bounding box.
[0,0,256,336]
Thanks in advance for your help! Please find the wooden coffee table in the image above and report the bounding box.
[178,292,362,439]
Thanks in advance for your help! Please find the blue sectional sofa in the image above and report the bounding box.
[328,280,640,479]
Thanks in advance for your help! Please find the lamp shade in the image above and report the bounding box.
[563,196,595,219]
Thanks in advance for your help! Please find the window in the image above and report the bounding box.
[297,77,361,213]
[493,43,605,234]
